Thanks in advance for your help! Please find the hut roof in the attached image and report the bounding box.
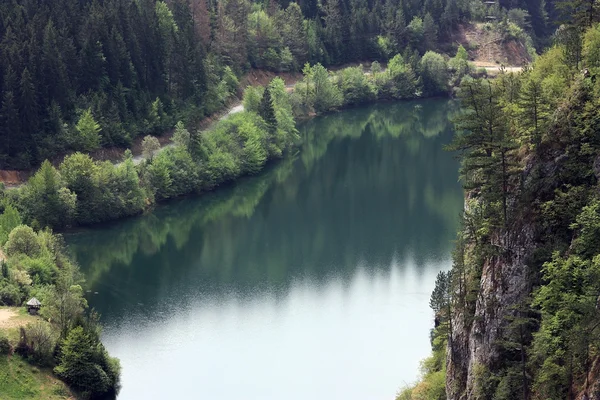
[27,297,41,307]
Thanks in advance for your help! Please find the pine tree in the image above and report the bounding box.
[258,86,277,132]
[423,13,438,50]
[0,91,21,162]
[282,3,308,66]
[449,79,518,227]
[75,109,102,152]
[322,0,344,63]
[441,0,459,33]
[19,68,39,139]
[518,76,550,148]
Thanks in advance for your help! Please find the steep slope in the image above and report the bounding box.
[443,24,600,399]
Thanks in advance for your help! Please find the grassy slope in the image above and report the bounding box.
[0,307,74,400]
[0,355,73,400]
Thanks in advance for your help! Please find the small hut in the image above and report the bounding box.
[26,297,41,315]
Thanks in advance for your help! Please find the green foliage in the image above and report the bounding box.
[371,61,382,74]
[441,23,600,400]
[398,328,448,400]
[18,161,76,229]
[73,109,101,152]
[0,203,22,247]
[145,152,174,200]
[448,45,472,85]
[420,52,449,96]
[59,153,146,225]
[18,322,58,366]
[0,0,557,168]
[300,63,343,113]
[517,74,551,147]
[0,335,9,355]
[149,98,168,135]
[377,55,419,100]
[530,250,600,399]
[54,326,120,397]
[0,217,120,395]
[430,271,451,315]
[172,121,191,151]
[243,86,264,114]
[336,66,377,105]
[41,280,88,338]
[259,86,277,132]
[582,23,600,68]
[142,135,161,162]
[570,200,600,257]
[4,225,42,258]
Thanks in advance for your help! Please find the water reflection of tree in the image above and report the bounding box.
[67,100,463,315]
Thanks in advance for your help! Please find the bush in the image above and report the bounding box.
[0,203,22,246]
[336,66,377,105]
[18,161,76,229]
[17,322,58,366]
[243,86,264,114]
[420,51,449,96]
[55,326,121,397]
[4,225,42,258]
[0,280,23,305]
[0,335,10,354]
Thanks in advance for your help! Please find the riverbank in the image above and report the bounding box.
[0,60,517,189]
[0,70,302,188]
[0,55,510,232]
[67,99,463,400]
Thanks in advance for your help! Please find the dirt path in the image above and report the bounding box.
[474,61,522,74]
[0,309,22,329]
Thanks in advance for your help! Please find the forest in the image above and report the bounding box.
[0,0,551,168]
[398,5,600,400]
[0,0,596,398]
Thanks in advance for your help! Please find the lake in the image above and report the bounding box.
[67,99,463,400]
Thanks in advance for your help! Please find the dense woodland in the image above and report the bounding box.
[0,0,597,398]
[0,0,554,168]
[399,7,600,400]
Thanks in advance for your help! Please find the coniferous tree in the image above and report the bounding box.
[518,75,550,148]
[0,91,20,162]
[258,86,277,132]
[19,68,39,140]
[423,13,438,50]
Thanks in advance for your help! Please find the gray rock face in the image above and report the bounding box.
[446,151,563,399]
[446,226,535,399]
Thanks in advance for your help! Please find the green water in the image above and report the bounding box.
[67,99,463,400]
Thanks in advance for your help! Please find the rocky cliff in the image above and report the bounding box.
[445,79,600,399]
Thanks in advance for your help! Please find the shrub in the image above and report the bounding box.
[0,280,23,305]
[55,326,121,397]
[0,335,10,354]
[0,203,22,246]
[17,322,58,366]
[4,225,41,258]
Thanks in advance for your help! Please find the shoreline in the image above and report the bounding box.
[0,62,509,188]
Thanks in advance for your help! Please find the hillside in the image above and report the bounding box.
[0,0,553,170]
[453,23,534,67]
[0,308,74,400]
[399,19,600,400]
[0,355,73,400]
